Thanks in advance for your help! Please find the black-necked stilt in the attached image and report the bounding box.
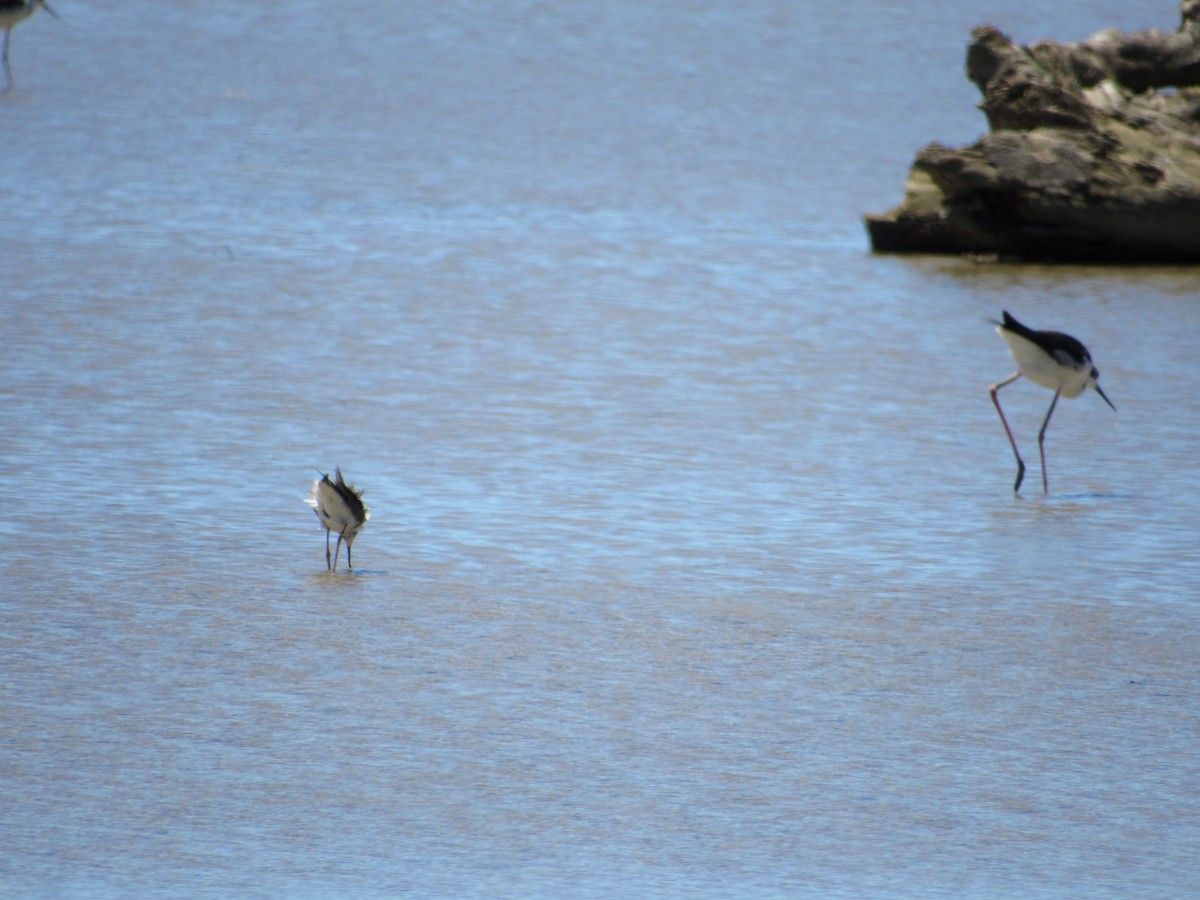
[1,0,57,93]
[989,310,1115,494]
[305,468,370,572]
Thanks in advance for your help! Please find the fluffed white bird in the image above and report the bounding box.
[305,467,369,572]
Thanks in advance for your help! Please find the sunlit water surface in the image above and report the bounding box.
[2,2,1198,897]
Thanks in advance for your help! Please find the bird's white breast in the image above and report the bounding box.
[998,328,1092,397]
[306,481,366,539]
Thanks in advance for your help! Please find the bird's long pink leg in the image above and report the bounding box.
[332,533,344,573]
[990,372,1025,493]
[1037,390,1062,495]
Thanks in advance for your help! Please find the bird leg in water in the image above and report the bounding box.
[990,372,1026,493]
[1037,390,1062,495]
[332,532,345,572]
[3,30,13,92]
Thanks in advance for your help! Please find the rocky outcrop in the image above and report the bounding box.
[865,2,1200,262]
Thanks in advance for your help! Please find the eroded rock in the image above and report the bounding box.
[865,2,1200,261]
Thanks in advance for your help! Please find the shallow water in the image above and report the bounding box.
[3,2,1199,897]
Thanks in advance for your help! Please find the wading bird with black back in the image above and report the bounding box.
[989,310,1115,494]
[1,0,58,93]
[306,468,369,572]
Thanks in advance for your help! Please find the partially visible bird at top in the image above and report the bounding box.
[305,467,369,572]
[1,0,58,93]
[989,310,1116,494]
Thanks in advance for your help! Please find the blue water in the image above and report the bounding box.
[3,2,1199,897]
